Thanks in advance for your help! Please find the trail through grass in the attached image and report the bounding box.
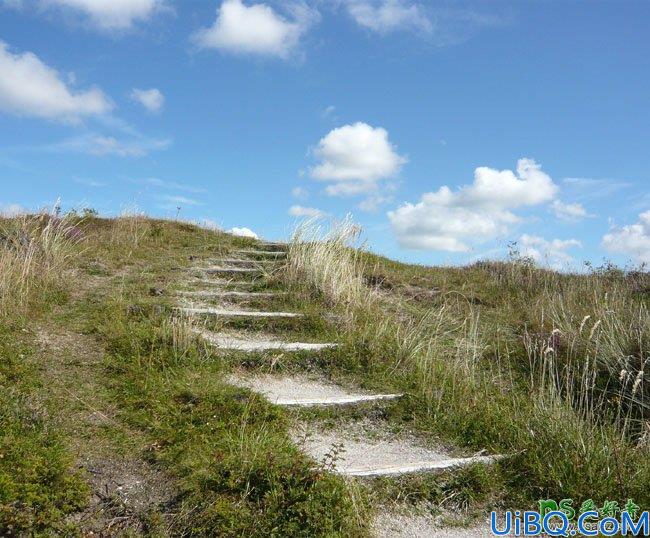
[2,211,648,535]
[1,214,368,536]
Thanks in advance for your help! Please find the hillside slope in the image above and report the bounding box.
[1,214,648,536]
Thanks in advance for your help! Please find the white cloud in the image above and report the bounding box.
[310,122,406,197]
[291,186,309,199]
[42,0,167,31]
[0,203,28,217]
[131,88,164,113]
[228,226,258,239]
[358,192,393,212]
[345,0,431,34]
[143,178,207,193]
[602,210,650,264]
[344,3,507,45]
[563,177,632,200]
[288,205,327,218]
[49,133,171,157]
[0,41,112,122]
[322,104,336,119]
[160,195,202,206]
[388,158,558,252]
[519,234,582,269]
[193,0,318,59]
[552,199,590,220]
[81,136,150,156]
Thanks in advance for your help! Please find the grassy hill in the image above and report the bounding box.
[1,213,648,536]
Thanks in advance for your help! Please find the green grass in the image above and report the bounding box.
[1,215,369,535]
[3,212,648,535]
[81,257,368,535]
[0,331,89,535]
[0,214,90,535]
[282,219,650,512]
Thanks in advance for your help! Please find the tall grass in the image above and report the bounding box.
[109,208,151,248]
[0,212,82,318]
[524,272,649,441]
[0,210,88,533]
[284,218,650,504]
[286,215,369,311]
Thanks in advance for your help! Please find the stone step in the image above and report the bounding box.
[178,306,301,318]
[214,258,276,265]
[186,277,261,288]
[258,242,288,252]
[295,429,502,478]
[178,290,285,299]
[203,266,262,274]
[195,329,337,352]
[228,374,402,407]
[237,249,287,257]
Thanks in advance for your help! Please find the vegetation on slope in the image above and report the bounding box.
[284,218,650,508]
[0,213,366,536]
[1,211,647,535]
[0,214,88,533]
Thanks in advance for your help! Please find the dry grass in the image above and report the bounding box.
[286,216,370,312]
[286,217,488,402]
[0,212,82,318]
[109,209,151,248]
[2,213,369,536]
[525,272,649,440]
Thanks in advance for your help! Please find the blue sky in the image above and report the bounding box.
[1,0,649,270]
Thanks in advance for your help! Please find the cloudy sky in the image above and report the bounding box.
[1,0,649,269]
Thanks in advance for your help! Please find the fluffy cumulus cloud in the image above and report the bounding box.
[193,0,318,59]
[41,0,167,31]
[519,234,582,269]
[310,122,406,196]
[388,158,558,252]
[228,226,258,239]
[0,41,111,122]
[552,199,589,220]
[131,88,164,113]
[288,204,327,218]
[602,210,650,264]
[345,0,431,34]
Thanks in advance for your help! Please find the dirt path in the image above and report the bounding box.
[33,279,176,535]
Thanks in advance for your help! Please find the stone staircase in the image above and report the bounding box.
[176,241,500,536]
